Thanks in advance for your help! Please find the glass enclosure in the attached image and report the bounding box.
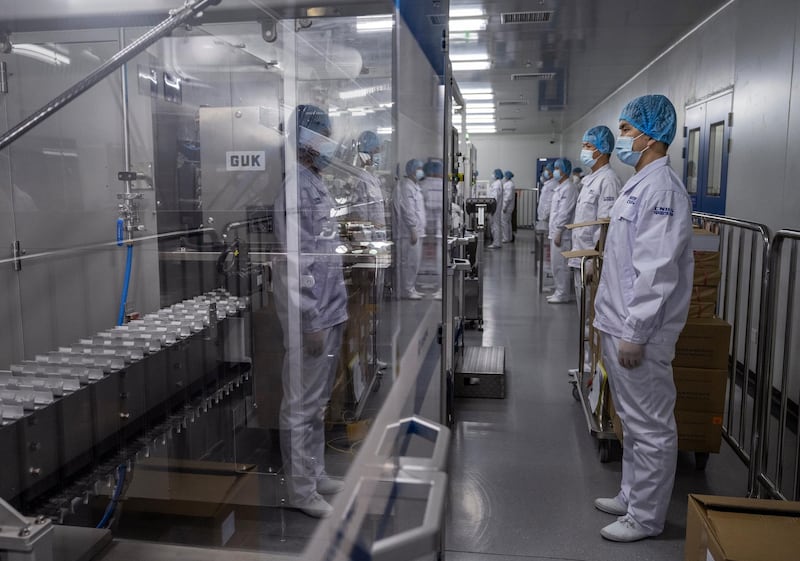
[0,1,452,559]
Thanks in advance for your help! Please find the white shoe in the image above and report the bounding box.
[600,515,652,542]
[403,291,422,300]
[292,492,333,518]
[487,244,502,249]
[547,295,573,304]
[317,477,344,495]
[431,290,442,300]
[594,497,628,516]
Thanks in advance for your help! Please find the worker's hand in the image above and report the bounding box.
[618,340,644,369]
[304,329,327,357]
[410,231,418,245]
[554,230,562,248]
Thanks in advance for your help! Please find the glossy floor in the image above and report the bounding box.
[445,230,748,561]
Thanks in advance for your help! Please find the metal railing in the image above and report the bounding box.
[752,229,800,499]
[691,213,771,494]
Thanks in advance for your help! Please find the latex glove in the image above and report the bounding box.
[618,340,644,369]
[304,329,327,357]
[410,231,418,245]
[554,230,562,248]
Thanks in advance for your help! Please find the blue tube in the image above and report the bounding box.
[116,218,124,246]
[96,464,127,529]
[117,244,133,326]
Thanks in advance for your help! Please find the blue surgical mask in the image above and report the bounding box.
[616,133,646,167]
[415,169,425,181]
[580,149,597,168]
[553,169,563,180]
[543,169,551,179]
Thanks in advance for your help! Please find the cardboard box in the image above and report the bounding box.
[688,301,717,319]
[685,494,800,561]
[694,251,721,271]
[693,268,722,288]
[674,317,732,369]
[675,410,724,452]
[691,285,719,303]
[674,367,727,413]
[692,229,720,251]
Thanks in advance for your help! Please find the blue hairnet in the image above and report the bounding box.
[582,125,615,154]
[504,171,514,180]
[406,159,424,177]
[423,159,444,176]
[555,158,572,176]
[544,162,554,172]
[357,131,380,154]
[619,94,677,145]
[493,169,503,180]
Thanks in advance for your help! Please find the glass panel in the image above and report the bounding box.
[0,3,447,560]
[707,121,724,196]
[686,127,700,195]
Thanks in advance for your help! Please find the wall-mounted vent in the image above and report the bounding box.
[511,72,556,81]
[497,100,529,106]
[428,14,447,25]
[501,11,553,25]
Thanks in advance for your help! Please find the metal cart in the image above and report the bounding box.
[463,198,497,330]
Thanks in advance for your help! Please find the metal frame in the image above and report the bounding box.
[752,229,800,499]
[692,212,771,495]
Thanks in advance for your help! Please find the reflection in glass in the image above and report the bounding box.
[707,122,724,196]
[687,128,700,195]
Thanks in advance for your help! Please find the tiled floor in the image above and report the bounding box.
[445,230,748,561]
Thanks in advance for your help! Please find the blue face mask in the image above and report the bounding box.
[543,169,551,179]
[580,149,598,168]
[553,169,563,180]
[616,133,646,167]
[415,169,425,181]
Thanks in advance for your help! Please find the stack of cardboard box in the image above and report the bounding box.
[672,229,732,453]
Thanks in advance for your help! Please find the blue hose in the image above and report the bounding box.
[96,464,127,529]
[117,243,133,326]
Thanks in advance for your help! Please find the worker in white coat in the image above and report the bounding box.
[547,158,578,303]
[501,170,516,243]
[570,125,622,369]
[487,169,504,249]
[353,130,387,229]
[421,159,445,298]
[537,163,557,227]
[592,95,693,542]
[394,159,427,299]
[273,105,348,518]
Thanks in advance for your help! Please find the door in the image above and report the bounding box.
[683,92,732,215]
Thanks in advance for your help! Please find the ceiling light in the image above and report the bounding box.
[465,102,494,110]
[339,84,390,100]
[450,8,485,18]
[452,60,491,72]
[467,125,496,134]
[357,16,394,33]
[465,106,495,114]
[465,115,495,124]
[463,93,494,101]
[449,52,489,62]
[377,127,394,135]
[460,87,493,95]
[449,18,488,32]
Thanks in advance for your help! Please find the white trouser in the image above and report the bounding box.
[491,212,503,246]
[399,236,422,295]
[502,210,513,242]
[549,236,572,299]
[601,333,678,534]
[280,322,345,503]
[573,268,590,371]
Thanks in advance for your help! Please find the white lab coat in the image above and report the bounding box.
[352,167,386,228]
[488,178,504,246]
[593,156,694,534]
[568,164,622,268]
[501,179,516,242]
[537,178,557,225]
[394,176,427,295]
[547,178,578,299]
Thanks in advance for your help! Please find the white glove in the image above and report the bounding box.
[618,340,644,369]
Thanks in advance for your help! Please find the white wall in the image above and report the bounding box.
[468,133,559,190]
[562,0,800,232]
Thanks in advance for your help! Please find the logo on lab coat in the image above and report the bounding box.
[653,206,674,216]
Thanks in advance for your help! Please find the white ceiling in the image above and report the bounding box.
[448,0,729,134]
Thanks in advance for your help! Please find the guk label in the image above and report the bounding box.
[226,151,266,171]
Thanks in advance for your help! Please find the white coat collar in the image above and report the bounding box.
[620,156,670,195]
